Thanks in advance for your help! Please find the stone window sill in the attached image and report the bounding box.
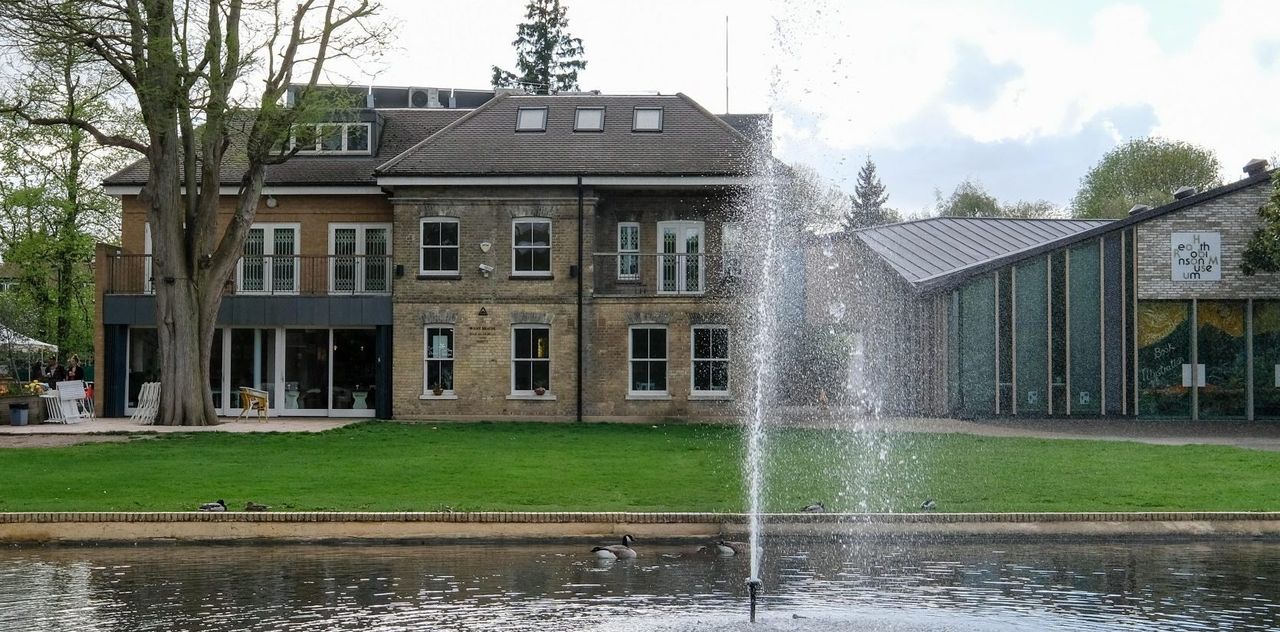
[509,274,554,280]
[419,393,458,400]
[627,393,673,401]
[506,393,557,401]
[417,273,462,281]
[688,394,732,401]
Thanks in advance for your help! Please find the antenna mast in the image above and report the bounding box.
[724,15,730,114]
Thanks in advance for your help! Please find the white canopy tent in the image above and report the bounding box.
[0,324,57,353]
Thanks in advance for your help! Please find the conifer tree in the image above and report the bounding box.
[491,0,587,94]
[846,156,894,229]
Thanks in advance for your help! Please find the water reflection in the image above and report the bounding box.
[0,539,1277,630]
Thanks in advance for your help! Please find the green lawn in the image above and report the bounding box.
[2,422,1278,513]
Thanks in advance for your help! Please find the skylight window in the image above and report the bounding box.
[516,107,548,132]
[633,107,663,132]
[574,107,604,132]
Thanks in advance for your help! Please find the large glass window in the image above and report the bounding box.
[424,326,455,395]
[1198,301,1247,420]
[629,326,668,394]
[1049,251,1067,413]
[957,276,996,416]
[658,221,703,294]
[420,218,460,275]
[692,325,730,395]
[1014,258,1048,414]
[284,329,329,410]
[512,326,550,393]
[126,327,159,408]
[239,224,298,294]
[294,122,372,154]
[331,224,390,294]
[1069,243,1101,415]
[210,329,224,409]
[230,328,276,409]
[1254,301,1280,419]
[512,219,552,276]
[997,268,1013,413]
[1137,301,1192,418]
[617,222,639,280]
[332,329,376,411]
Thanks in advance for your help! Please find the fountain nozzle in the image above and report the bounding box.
[746,577,763,623]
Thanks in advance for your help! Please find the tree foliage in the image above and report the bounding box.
[1072,137,1221,219]
[491,0,587,94]
[1241,171,1280,276]
[936,180,1061,219]
[846,156,897,229]
[0,0,389,425]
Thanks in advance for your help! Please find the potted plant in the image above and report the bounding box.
[533,383,546,396]
[431,383,444,397]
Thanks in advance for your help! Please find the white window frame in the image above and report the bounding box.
[511,325,551,395]
[656,220,705,295]
[422,325,456,398]
[574,107,605,131]
[512,218,553,277]
[419,217,460,276]
[629,325,669,396]
[143,222,153,294]
[236,223,301,295]
[516,107,548,132]
[293,122,372,155]
[691,325,731,397]
[633,107,663,132]
[328,223,392,295]
[617,222,640,281]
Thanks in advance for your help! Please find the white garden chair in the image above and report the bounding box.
[41,393,65,424]
[56,380,93,423]
[130,382,161,425]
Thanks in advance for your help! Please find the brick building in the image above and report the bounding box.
[811,160,1280,421]
[95,86,770,421]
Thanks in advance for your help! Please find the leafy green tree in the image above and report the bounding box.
[937,180,1001,217]
[1241,172,1280,275]
[846,156,897,229]
[0,0,387,426]
[491,0,587,94]
[1072,137,1221,219]
[1001,199,1062,219]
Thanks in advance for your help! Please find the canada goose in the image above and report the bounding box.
[921,498,936,512]
[800,502,825,513]
[244,501,270,512]
[715,540,750,556]
[661,544,717,559]
[591,534,637,559]
[198,499,227,512]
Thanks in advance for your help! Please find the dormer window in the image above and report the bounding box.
[294,122,371,155]
[633,107,663,132]
[516,107,547,132]
[574,107,604,132]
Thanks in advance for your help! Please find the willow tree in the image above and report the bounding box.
[0,1,388,425]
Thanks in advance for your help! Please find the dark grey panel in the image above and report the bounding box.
[103,295,156,325]
[1103,234,1125,415]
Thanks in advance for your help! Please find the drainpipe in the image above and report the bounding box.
[577,176,585,423]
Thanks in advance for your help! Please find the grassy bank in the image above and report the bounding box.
[2,422,1278,513]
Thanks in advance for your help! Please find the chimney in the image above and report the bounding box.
[1128,204,1153,216]
[1173,186,1197,200]
[1244,158,1269,177]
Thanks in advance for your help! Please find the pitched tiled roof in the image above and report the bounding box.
[858,217,1111,287]
[376,93,755,177]
[102,109,468,186]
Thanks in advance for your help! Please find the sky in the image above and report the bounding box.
[337,0,1280,216]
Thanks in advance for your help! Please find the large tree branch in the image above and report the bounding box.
[0,104,146,153]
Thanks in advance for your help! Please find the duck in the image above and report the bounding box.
[591,534,637,560]
[800,502,825,513]
[198,499,227,512]
[921,498,937,512]
[244,501,270,512]
[715,540,750,557]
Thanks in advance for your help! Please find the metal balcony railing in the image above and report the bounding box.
[104,254,393,296]
[591,252,743,297]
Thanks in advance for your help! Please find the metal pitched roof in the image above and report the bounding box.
[376,93,755,177]
[857,217,1111,287]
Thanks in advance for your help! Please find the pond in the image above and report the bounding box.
[1,538,1277,630]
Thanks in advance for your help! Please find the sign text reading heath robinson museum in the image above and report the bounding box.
[1171,232,1220,281]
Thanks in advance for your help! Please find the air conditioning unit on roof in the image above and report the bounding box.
[408,87,441,108]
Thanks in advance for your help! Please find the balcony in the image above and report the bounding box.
[104,254,393,296]
[591,252,742,298]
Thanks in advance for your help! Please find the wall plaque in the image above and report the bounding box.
[1170,232,1220,281]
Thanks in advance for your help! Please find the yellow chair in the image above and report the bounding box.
[238,387,269,422]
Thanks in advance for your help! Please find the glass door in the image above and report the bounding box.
[238,225,299,294]
[329,224,391,294]
[657,221,704,294]
[229,329,277,411]
[1198,301,1247,419]
[283,329,330,415]
[331,329,377,415]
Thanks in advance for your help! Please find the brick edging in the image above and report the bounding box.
[3,511,1280,524]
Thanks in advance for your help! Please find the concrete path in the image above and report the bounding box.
[0,417,361,440]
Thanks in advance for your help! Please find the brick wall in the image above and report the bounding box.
[1137,179,1280,299]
